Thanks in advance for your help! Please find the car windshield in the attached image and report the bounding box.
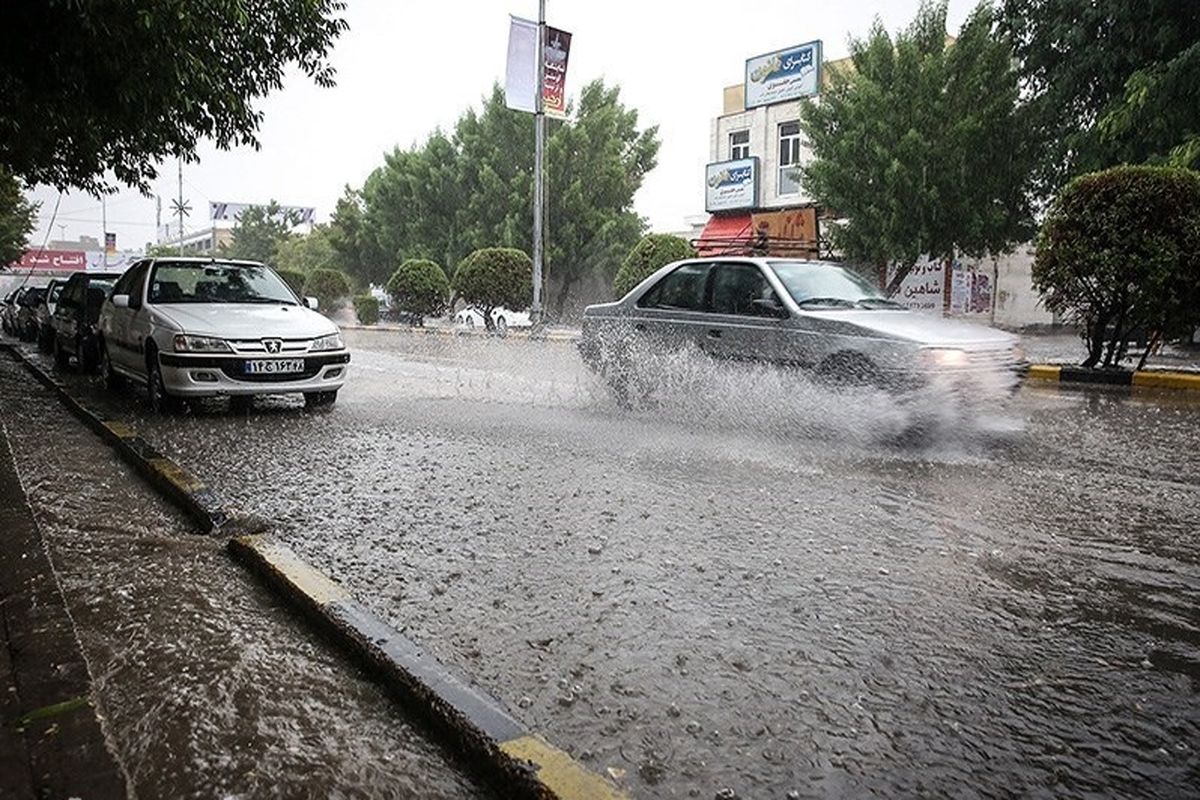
[148,262,297,305]
[767,261,903,310]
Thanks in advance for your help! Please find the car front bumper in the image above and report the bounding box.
[158,351,350,396]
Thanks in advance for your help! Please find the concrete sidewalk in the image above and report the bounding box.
[0,421,128,799]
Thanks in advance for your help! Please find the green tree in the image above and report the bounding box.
[1033,165,1200,368]
[800,1,1033,292]
[352,294,379,325]
[386,258,450,321]
[0,168,37,266]
[302,268,352,311]
[0,1,346,193]
[221,202,298,263]
[352,80,658,318]
[275,268,307,296]
[613,234,696,297]
[274,225,337,275]
[452,248,532,332]
[328,186,387,287]
[1002,0,1200,195]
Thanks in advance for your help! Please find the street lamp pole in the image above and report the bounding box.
[531,0,546,328]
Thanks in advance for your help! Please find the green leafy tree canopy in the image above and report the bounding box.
[221,202,298,264]
[386,258,450,320]
[274,225,337,276]
[302,268,352,311]
[0,168,37,266]
[452,248,532,331]
[352,294,379,325]
[613,234,696,297]
[0,0,347,193]
[1033,165,1200,369]
[801,0,1033,291]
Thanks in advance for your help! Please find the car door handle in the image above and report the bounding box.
[707,329,722,339]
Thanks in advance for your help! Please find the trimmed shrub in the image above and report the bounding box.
[613,234,696,298]
[302,268,352,311]
[452,248,532,330]
[275,268,306,296]
[353,294,379,325]
[1034,165,1200,368]
[386,258,450,320]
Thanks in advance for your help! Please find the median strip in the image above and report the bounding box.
[1024,362,1200,392]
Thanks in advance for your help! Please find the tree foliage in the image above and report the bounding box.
[0,0,347,193]
[386,259,450,320]
[1033,165,1200,368]
[334,80,658,317]
[800,1,1033,290]
[302,268,352,311]
[452,248,532,331]
[352,294,379,325]
[613,234,696,297]
[221,202,298,264]
[274,225,337,276]
[0,168,36,266]
[1002,0,1200,196]
[275,268,307,296]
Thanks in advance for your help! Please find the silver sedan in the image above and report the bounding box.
[579,258,1022,401]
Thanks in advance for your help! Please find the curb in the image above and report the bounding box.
[342,324,580,344]
[0,343,239,534]
[1024,362,1200,392]
[228,535,626,800]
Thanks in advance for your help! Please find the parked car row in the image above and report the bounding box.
[4,257,350,412]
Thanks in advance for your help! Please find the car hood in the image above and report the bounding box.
[809,309,1016,347]
[151,304,338,339]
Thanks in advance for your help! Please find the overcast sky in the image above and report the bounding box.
[26,0,975,252]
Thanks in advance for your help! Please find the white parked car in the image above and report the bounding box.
[454,306,531,335]
[97,258,349,412]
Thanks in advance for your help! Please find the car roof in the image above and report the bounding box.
[148,256,268,267]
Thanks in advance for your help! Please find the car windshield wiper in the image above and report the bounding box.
[854,298,905,310]
[796,296,857,308]
[239,297,297,305]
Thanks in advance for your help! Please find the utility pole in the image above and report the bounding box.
[177,159,184,255]
[531,0,546,328]
[101,197,108,268]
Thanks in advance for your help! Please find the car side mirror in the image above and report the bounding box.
[111,294,130,308]
[752,297,788,318]
[304,296,319,310]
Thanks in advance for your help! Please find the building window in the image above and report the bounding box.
[778,121,802,195]
[729,130,750,161]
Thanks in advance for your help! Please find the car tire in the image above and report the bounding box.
[79,338,99,373]
[38,327,52,352]
[229,395,254,414]
[100,342,123,391]
[304,390,338,409]
[146,349,180,414]
[464,315,475,328]
[53,336,69,368]
[495,316,508,337]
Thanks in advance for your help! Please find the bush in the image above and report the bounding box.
[352,294,379,325]
[613,234,696,298]
[275,268,306,296]
[1034,165,1200,368]
[452,248,532,330]
[302,268,352,311]
[386,259,449,320]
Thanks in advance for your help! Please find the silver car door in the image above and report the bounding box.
[704,261,789,364]
[628,262,714,358]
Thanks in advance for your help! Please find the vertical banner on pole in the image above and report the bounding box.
[104,233,116,254]
[542,27,571,118]
[505,16,538,113]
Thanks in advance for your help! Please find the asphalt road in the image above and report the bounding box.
[22,328,1200,798]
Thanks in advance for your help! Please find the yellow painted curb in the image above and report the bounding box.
[102,420,136,439]
[1131,371,1200,392]
[147,457,206,494]
[234,535,350,605]
[499,735,629,800]
[1026,364,1062,381]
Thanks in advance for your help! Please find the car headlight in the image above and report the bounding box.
[309,332,344,352]
[173,334,231,353]
[922,347,969,368]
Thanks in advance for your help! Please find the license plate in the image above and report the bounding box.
[245,359,305,375]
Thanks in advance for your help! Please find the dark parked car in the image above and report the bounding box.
[2,287,28,335]
[51,272,122,371]
[35,278,67,350]
[15,287,46,342]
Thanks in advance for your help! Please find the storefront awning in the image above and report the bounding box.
[694,214,753,256]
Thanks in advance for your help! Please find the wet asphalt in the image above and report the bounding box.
[8,328,1200,799]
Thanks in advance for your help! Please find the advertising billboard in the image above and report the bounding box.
[745,40,822,108]
[705,157,759,213]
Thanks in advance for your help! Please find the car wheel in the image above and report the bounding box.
[100,342,123,391]
[79,337,99,372]
[817,351,879,387]
[304,390,338,409]
[38,327,52,352]
[53,336,69,368]
[229,395,254,414]
[464,315,475,328]
[495,316,508,337]
[146,350,179,414]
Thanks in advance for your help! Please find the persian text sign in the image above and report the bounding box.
[209,202,315,225]
[12,249,87,272]
[543,26,571,118]
[889,258,946,314]
[745,41,822,108]
[705,157,759,213]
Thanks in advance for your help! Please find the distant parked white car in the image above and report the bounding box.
[454,306,531,335]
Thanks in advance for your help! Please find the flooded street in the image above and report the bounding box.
[17,329,1200,798]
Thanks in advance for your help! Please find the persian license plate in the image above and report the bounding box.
[245,359,305,375]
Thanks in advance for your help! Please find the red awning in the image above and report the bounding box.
[694,214,752,256]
